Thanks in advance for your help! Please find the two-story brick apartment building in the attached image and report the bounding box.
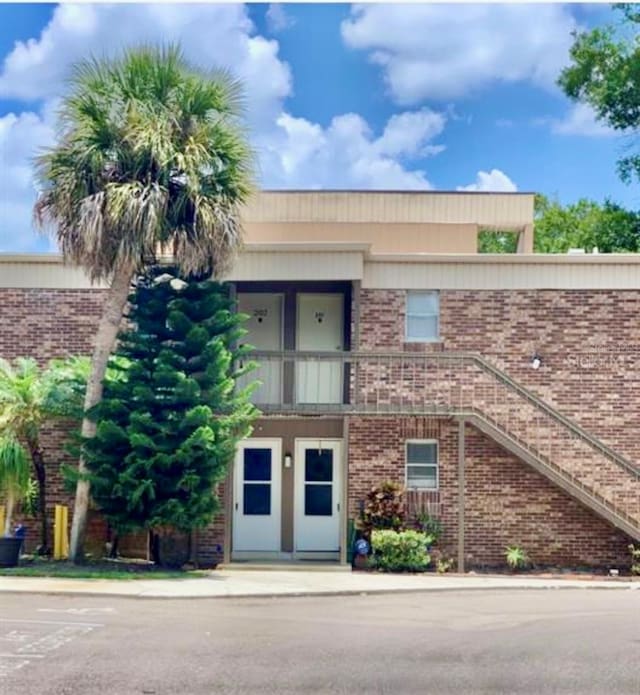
[2,190,640,570]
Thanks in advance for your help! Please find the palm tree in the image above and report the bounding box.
[0,436,30,536]
[34,45,255,562]
[0,356,90,552]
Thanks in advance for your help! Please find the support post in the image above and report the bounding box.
[223,467,233,566]
[457,419,466,574]
[54,505,61,560]
[340,416,349,566]
[61,505,69,559]
[517,223,534,253]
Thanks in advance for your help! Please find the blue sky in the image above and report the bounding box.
[0,3,635,252]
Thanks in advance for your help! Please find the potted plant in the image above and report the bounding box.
[0,435,30,567]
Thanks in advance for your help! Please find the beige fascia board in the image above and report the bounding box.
[366,252,640,265]
[0,253,65,264]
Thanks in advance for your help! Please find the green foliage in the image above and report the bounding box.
[435,555,454,574]
[83,266,258,535]
[34,44,255,281]
[21,479,39,519]
[479,194,640,254]
[477,229,519,253]
[0,436,30,534]
[0,356,89,439]
[0,356,88,547]
[558,5,640,183]
[534,194,640,253]
[357,481,405,539]
[505,545,529,571]
[629,544,640,576]
[412,512,444,544]
[371,529,431,572]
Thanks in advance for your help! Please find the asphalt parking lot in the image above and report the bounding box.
[2,589,639,694]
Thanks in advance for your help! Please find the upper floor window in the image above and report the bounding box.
[405,291,439,341]
[406,440,438,490]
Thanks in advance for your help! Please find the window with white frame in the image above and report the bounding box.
[405,291,439,341]
[406,440,438,490]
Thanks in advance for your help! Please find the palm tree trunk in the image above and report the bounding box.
[69,263,134,563]
[4,493,15,536]
[28,442,48,555]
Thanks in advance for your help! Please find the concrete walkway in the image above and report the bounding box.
[0,570,638,599]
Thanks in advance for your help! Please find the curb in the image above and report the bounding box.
[0,582,638,601]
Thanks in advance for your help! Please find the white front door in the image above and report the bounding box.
[296,294,344,404]
[236,293,283,404]
[233,439,282,553]
[294,439,342,553]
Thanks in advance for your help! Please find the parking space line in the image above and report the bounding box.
[0,618,104,628]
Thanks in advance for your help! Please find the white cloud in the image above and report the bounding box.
[0,110,56,252]
[0,3,293,251]
[457,169,518,192]
[375,109,446,158]
[266,4,295,33]
[341,4,579,104]
[0,4,292,126]
[549,103,617,137]
[256,108,445,190]
[0,4,451,251]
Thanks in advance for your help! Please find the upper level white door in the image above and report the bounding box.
[296,293,344,404]
[236,293,283,404]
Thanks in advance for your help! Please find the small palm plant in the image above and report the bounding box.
[505,545,529,571]
[0,436,30,536]
[0,356,90,553]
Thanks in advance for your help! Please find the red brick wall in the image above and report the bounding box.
[358,289,640,461]
[0,289,106,363]
[4,285,638,567]
[348,416,632,569]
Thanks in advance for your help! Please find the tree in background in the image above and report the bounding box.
[83,266,257,564]
[533,195,640,253]
[559,4,640,183]
[478,194,640,253]
[0,357,90,553]
[34,45,255,561]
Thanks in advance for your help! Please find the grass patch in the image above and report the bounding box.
[0,558,208,580]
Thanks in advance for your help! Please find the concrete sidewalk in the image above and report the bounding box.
[0,570,638,599]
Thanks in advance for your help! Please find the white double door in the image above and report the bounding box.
[294,439,342,553]
[232,438,342,555]
[232,439,282,553]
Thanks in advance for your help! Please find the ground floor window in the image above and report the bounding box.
[405,440,438,489]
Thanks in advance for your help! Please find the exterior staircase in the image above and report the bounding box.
[253,350,640,540]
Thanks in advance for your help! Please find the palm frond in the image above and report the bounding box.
[34,43,255,282]
[0,436,30,499]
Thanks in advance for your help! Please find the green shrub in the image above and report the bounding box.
[413,512,443,544]
[371,529,430,572]
[505,545,529,571]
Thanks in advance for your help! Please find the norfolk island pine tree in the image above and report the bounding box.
[81,266,258,563]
